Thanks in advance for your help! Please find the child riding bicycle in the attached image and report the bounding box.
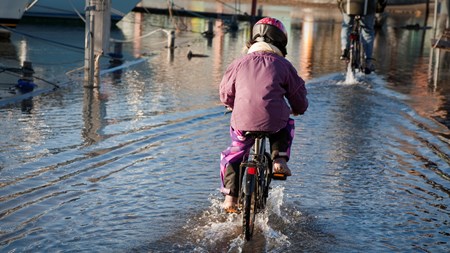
[219,17,309,212]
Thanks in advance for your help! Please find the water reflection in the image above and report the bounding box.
[363,7,450,130]
[0,36,20,92]
[0,37,17,60]
[212,18,225,81]
[20,98,33,113]
[298,17,314,80]
[82,88,106,145]
[1,3,450,252]
[14,1,449,141]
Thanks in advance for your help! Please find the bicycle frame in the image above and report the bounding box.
[238,135,269,205]
[237,133,272,240]
[348,15,365,74]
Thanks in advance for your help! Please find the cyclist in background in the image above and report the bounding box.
[219,17,308,212]
[337,0,387,74]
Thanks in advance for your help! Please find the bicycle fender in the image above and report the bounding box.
[244,174,255,195]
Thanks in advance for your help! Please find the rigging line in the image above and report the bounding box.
[25,0,39,11]
[32,75,60,89]
[0,25,84,52]
[0,67,60,88]
[69,0,86,22]
[0,25,118,61]
[431,32,444,49]
[0,67,21,74]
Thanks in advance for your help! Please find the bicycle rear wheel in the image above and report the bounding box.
[349,34,361,75]
[242,171,257,241]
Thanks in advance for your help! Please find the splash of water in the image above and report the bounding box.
[345,64,359,84]
[181,188,293,252]
[258,186,292,251]
[338,63,360,85]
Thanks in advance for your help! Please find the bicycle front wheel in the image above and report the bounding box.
[242,173,257,241]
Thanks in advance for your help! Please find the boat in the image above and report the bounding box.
[23,0,141,22]
[0,1,34,27]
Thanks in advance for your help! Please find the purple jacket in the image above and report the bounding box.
[220,51,308,132]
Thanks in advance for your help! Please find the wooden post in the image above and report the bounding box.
[251,0,257,23]
[84,0,95,87]
[250,0,258,40]
[251,0,257,18]
[84,0,111,88]
[168,30,175,48]
[109,42,123,66]
[206,19,214,37]
[16,61,36,93]
[424,0,429,29]
[21,61,34,82]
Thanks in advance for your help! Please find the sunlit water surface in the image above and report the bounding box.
[1,2,449,252]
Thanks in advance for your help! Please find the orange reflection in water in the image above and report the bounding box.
[298,17,315,80]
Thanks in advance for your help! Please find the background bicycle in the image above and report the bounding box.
[338,0,379,78]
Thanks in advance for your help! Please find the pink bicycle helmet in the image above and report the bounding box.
[252,17,288,47]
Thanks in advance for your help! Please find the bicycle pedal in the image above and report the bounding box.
[271,173,287,180]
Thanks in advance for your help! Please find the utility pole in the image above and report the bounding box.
[251,0,257,21]
[85,0,95,87]
[250,0,258,39]
[84,0,111,88]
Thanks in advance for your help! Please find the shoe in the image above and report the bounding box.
[272,157,292,177]
[340,49,349,61]
[364,59,375,74]
[223,195,237,213]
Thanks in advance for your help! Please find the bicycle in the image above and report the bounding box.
[236,132,286,241]
[347,15,366,76]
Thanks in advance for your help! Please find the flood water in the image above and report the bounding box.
[1,1,450,252]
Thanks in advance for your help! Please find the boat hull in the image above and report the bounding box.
[0,1,32,27]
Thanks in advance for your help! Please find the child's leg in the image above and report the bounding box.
[269,118,295,161]
[220,127,254,197]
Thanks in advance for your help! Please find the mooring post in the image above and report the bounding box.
[16,61,36,93]
[258,5,263,17]
[21,61,34,82]
[84,0,95,87]
[251,0,258,24]
[205,19,214,37]
[168,30,175,49]
[84,0,111,88]
[250,0,258,40]
[230,15,238,32]
[110,41,123,66]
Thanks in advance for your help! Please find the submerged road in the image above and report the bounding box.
[1,5,450,252]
